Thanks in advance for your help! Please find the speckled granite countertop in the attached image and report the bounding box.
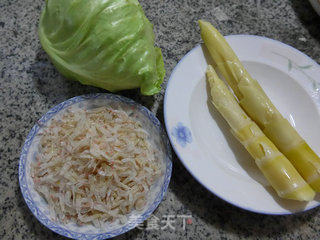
[1,0,320,239]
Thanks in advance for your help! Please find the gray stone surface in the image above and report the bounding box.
[1,0,320,239]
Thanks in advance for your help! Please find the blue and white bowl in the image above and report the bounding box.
[19,93,172,239]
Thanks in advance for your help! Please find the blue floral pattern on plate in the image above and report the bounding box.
[171,122,192,147]
[19,93,172,240]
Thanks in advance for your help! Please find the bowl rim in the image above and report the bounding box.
[19,93,172,239]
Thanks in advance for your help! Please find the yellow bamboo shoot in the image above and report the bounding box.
[199,20,320,192]
[206,65,315,201]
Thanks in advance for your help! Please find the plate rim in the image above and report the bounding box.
[309,0,320,16]
[164,34,320,215]
[19,93,173,239]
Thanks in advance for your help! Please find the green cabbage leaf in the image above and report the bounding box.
[39,0,165,95]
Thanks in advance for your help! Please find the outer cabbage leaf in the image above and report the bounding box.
[39,0,165,95]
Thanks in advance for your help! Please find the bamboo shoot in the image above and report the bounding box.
[199,20,320,192]
[206,65,315,201]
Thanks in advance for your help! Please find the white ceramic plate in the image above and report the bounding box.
[164,35,320,215]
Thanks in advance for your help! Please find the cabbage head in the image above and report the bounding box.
[39,0,165,95]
